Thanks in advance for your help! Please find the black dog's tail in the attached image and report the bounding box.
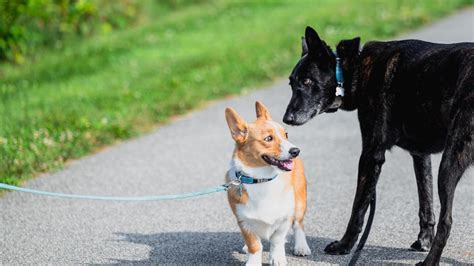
[348,191,377,266]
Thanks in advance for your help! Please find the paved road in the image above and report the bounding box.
[1,8,473,265]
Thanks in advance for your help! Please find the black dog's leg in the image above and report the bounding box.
[324,146,386,254]
[420,109,473,266]
[410,153,435,251]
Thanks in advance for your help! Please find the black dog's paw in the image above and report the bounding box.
[415,262,431,266]
[410,239,430,252]
[416,260,439,266]
[324,241,351,255]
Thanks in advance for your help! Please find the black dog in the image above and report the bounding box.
[283,26,473,265]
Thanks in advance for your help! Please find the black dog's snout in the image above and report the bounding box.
[283,112,295,124]
[289,147,300,158]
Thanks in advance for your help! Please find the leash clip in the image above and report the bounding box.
[229,178,242,187]
[223,177,242,191]
[224,171,244,196]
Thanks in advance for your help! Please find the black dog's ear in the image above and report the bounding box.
[305,26,331,61]
[305,26,322,54]
[336,37,361,58]
[301,37,308,56]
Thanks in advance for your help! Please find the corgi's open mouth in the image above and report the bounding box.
[261,155,294,171]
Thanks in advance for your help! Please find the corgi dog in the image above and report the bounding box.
[225,101,311,265]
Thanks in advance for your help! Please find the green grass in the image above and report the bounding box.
[0,0,471,185]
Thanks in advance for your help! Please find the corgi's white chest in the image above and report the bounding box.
[234,175,295,240]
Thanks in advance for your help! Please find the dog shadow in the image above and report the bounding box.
[105,231,467,265]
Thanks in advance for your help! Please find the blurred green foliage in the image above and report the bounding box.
[0,0,214,63]
[0,0,140,63]
[0,0,472,185]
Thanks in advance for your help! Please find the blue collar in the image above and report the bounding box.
[235,171,277,184]
[334,52,345,97]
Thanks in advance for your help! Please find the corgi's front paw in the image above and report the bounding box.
[293,239,311,256]
[269,254,287,266]
[242,245,248,254]
[245,250,262,266]
[293,223,311,256]
[269,247,287,266]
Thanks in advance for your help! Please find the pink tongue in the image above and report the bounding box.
[282,160,294,170]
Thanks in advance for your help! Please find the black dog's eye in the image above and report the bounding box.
[264,135,273,142]
[302,78,312,86]
[285,132,289,139]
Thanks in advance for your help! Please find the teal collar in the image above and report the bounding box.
[235,171,277,184]
[334,52,345,97]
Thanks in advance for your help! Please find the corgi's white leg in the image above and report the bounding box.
[293,221,311,256]
[239,225,262,265]
[242,244,248,254]
[269,220,291,265]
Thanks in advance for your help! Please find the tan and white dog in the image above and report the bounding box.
[225,101,311,265]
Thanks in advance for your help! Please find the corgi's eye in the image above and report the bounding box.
[285,132,288,139]
[264,135,273,142]
[302,78,312,86]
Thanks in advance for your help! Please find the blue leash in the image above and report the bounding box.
[0,182,232,202]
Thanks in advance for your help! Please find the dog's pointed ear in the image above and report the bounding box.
[255,101,272,120]
[351,37,361,51]
[305,26,331,61]
[225,107,248,143]
[305,26,322,51]
[336,37,361,57]
[301,36,308,56]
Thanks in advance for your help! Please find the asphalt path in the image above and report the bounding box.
[1,7,473,265]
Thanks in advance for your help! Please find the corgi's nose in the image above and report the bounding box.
[289,147,300,158]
